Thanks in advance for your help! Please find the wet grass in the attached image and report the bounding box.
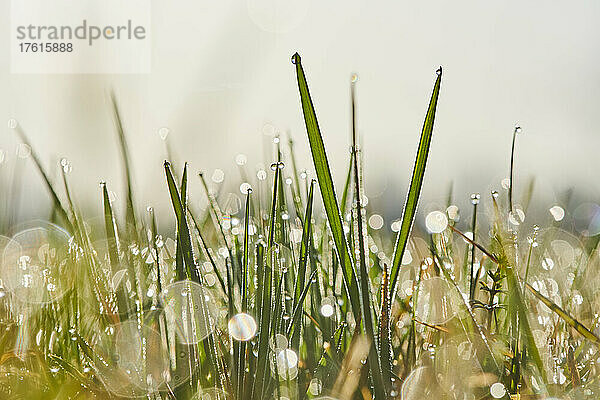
[0,53,599,400]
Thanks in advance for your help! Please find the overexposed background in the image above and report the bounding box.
[1,0,599,227]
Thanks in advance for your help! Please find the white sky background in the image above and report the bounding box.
[1,0,600,225]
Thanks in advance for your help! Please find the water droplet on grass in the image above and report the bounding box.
[16,143,31,159]
[320,303,334,317]
[240,182,252,194]
[60,158,72,173]
[211,169,225,183]
[425,211,448,233]
[549,205,565,222]
[235,153,247,166]
[158,127,170,140]
[490,382,506,398]
[368,214,384,230]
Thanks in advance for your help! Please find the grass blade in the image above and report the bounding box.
[350,76,386,397]
[525,283,600,345]
[14,126,72,232]
[292,52,361,319]
[291,179,315,349]
[101,182,120,273]
[287,269,318,338]
[164,161,197,282]
[110,91,137,233]
[390,67,442,299]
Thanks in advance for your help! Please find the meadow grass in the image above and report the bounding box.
[0,53,599,399]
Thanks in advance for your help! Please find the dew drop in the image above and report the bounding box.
[542,257,555,270]
[158,127,170,140]
[446,205,459,221]
[240,183,252,194]
[490,382,506,398]
[211,169,225,183]
[16,143,31,159]
[7,118,18,129]
[320,303,334,317]
[425,211,448,234]
[270,162,285,171]
[60,158,72,173]
[470,193,481,205]
[235,153,247,166]
[351,73,358,83]
[549,205,565,222]
[368,214,384,230]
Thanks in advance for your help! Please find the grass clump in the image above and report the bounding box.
[0,53,598,400]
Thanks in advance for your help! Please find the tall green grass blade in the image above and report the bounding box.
[469,195,479,300]
[508,126,521,213]
[101,182,120,273]
[292,52,361,319]
[390,67,442,299]
[525,283,600,345]
[287,135,305,216]
[350,77,386,397]
[379,262,392,383]
[236,189,252,400]
[287,269,318,337]
[251,241,270,399]
[340,152,354,217]
[110,92,137,233]
[164,161,197,282]
[291,179,315,349]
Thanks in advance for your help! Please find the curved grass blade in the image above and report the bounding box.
[350,77,386,397]
[390,67,442,300]
[14,126,73,232]
[508,125,521,213]
[340,151,354,217]
[292,52,360,319]
[525,283,600,345]
[110,91,137,232]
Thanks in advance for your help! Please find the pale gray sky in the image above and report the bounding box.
[1,0,599,224]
